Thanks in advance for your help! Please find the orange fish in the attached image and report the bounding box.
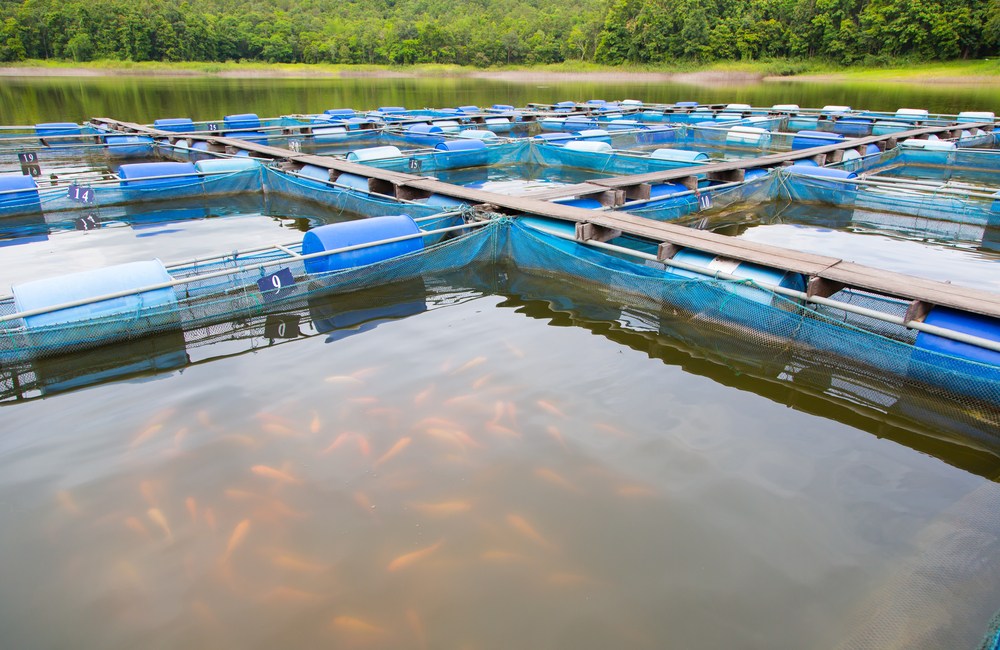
[55,490,81,516]
[387,540,443,572]
[324,375,364,386]
[376,437,412,466]
[485,422,521,439]
[507,514,555,549]
[480,549,525,562]
[354,434,371,457]
[410,500,471,516]
[452,356,487,374]
[534,467,578,492]
[353,491,376,513]
[129,423,163,449]
[173,426,189,450]
[503,340,525,359]
[124,516,150,538]
[413,386,434,406]
[406,609,427,650]
[351,366,381,381]
[331,615,384,636]
[262,586,325,603]
[505,401,519,426]
[546,425,568,449]
[139,480,159,507]
[616,484,658,497]
[261,422,297,437]
[321,432,352,455]
[272,553,328,573]
[185,497,198,523]
[203,507,218,532]
[147,507,173,541]
[489,400,505,424]
[251,464,301,484]
[309,411,321,434]
[472,374,493,390]
[536,399,567,418]
[223,519,251,560]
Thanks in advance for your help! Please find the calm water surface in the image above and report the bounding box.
[0,77,999,649]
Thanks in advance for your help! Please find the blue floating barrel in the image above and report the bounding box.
[577,129,611,143]
[744,168,770,181]
[649,182,691,198]
[301,215,423,275]
[119,162,198,189]
[651,149,708,163]
[153,118,195,133]
[457,105,479,114]
[104,135,154,158]
[606,120,643,131]
[194,158,259,174]
[434,139,488,166]
[554,101,576,111]
[564,118,597,131]
[555,198,604,209]
[832,117,872,137]
[298,164,331,182]
[0,174,41,211]
[12,260,177,330]
[346,146,402,162]
[334,173,371,191]
[784,165,857,191]
[313,126,348,142]
[346,117,378,130]
[533,133,575,143]
[407,124,444,135]
[539,117,566,131]
[865,144,881,155]
[674,101,699,108]
[434,140,486,152]
[791,130,845,150]
[224,113,261,131]
[35,122,82,138]
[872,120,910,136]
[564,141,612,153]
[957,111,995,124]
[324,109,355,118]
[726,126,770,147]
[491,104,515,111]
[424,194,468,209]
[894,108,928,121]
[915,308,1000,367]
[378,106,406,114]
[667,248,806,305]
[458,129,498,141]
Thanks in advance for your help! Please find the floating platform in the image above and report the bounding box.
[0,101,998,407]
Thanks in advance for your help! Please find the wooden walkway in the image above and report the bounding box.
[91,117,1000,321]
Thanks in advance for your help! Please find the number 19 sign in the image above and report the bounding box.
[257,267,296,303]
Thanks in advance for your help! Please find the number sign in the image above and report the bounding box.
[67,184,96,204]
[264,314,301,339]
[256,267,296,303]
[74,214,101,231]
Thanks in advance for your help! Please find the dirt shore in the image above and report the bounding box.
[0,64,994,85]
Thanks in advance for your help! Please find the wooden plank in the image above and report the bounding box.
[509,183,613,202]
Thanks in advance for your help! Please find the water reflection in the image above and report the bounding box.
[2,76,999,125]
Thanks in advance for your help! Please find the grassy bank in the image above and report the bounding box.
[1,58,997,84]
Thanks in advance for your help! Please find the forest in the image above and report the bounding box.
[0,0,997,66]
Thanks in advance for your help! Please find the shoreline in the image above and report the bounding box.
[0,63,997,86]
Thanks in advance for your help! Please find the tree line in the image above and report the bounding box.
[0,0,997,65]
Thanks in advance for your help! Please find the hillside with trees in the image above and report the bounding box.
[0,0,997,65]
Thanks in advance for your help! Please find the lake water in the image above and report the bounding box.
[1,75,999,649]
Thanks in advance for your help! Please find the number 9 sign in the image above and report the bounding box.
[257,267,296,303]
